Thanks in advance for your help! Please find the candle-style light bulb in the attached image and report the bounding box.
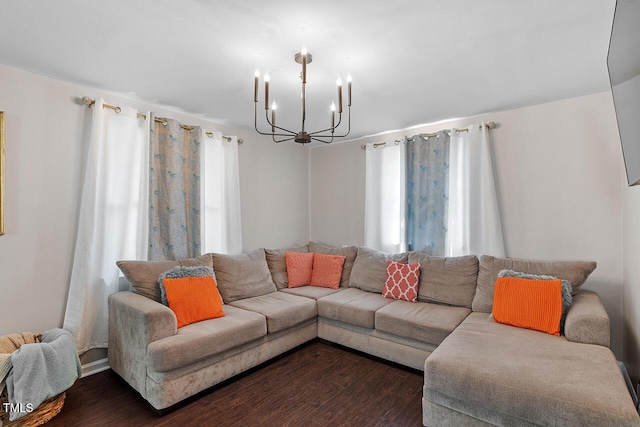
[271,101,277,132]
[264,73,270,110]
[336,76,343,114]
[331,102,336,130]
[301,46,307,56]
[347,74,352,107]
[254,69,260,102]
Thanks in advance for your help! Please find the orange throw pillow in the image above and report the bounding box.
[382,260,421,302]
[163,276,225,328]
[310,253,346,289]
[492,277,563,336]
[286,252,315,287]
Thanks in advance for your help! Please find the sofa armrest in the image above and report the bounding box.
[564,290,610,347]
[108,291,177,396]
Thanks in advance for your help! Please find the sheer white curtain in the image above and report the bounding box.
[64,99,149,354]
[201,133,242,254]
[364,141,406,253]
[446,122,505,257]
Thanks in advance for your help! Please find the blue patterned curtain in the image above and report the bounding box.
[406,131,450,254]
[148,115,202,260]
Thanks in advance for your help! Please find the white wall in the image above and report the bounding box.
[0,64,309,336]
[613,74,640,185]
[310,92,625,358]
[239,140,310,251]
[623,177,640,383]
[617,75,640,378]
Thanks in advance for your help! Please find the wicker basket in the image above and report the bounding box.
[0,390,65,427]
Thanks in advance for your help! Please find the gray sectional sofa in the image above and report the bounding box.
[108,242,640,426]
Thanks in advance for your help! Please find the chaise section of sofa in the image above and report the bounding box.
[423,305,639,426]
[422,252,638,427]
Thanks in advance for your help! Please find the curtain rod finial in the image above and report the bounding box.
[81,96,95,107]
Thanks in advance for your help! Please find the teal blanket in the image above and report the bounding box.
[6,328,81,421]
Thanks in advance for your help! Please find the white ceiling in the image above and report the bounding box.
[0,0,617,141]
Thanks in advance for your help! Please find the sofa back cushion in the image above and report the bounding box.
[308,242,357,288]
[473,255,597,313]
[212,249,277,303]
[117,254,214,303]
[265,244,309,289]
[349,246,409,293]
[408,253,478,309]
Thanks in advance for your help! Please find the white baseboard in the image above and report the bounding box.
[81,358,110,378]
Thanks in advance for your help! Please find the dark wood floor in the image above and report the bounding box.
[47,341,424,426]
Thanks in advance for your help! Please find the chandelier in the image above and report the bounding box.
[253,48,351,144]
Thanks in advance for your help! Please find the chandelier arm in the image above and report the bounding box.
[272,136,296,143]
[309,106,351,138]
[254,102,296,137]
[264,109,298,135]
[308,112,344,136]
[253,125,296,138]
[311,136,335,144]
[321,106,351,138]
[255,129,297,137]
[327,130,351,138]
[313,130,351,139]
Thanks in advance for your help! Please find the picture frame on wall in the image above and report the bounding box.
[0,111,4,235]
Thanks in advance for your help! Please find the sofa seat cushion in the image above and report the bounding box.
[147,305,266,373]
[229,292,317,334]
[279,286,344,300]
[376,301,470,346]
[424,312,639,426]
[317,288,394,329]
